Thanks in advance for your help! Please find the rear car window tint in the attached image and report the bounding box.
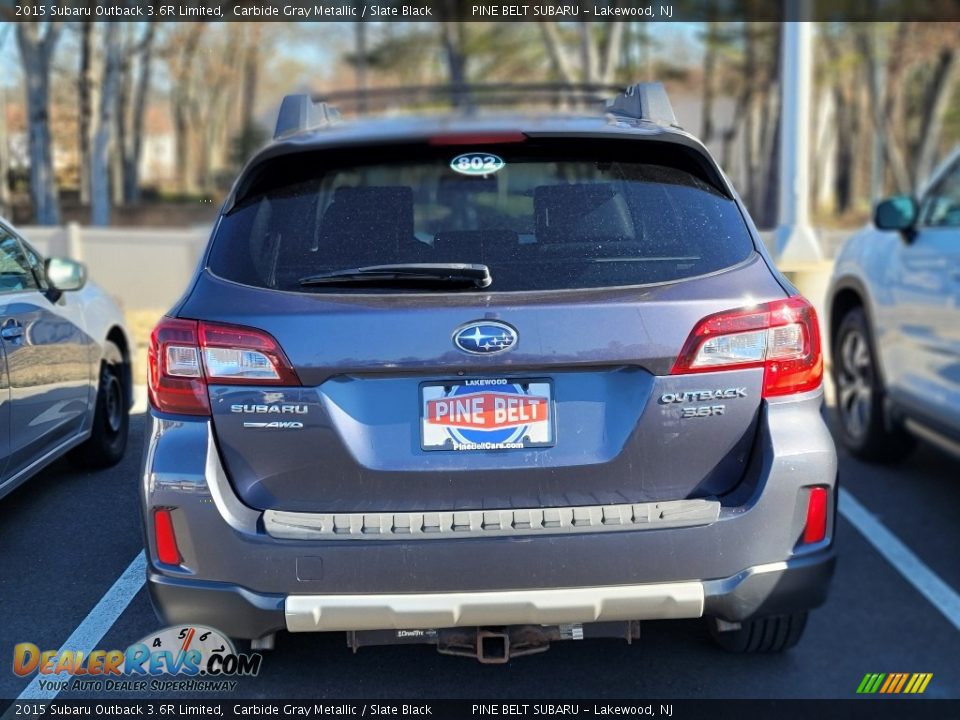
[208,140,755,293]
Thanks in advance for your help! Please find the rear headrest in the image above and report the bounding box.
[432,230,518,263]
[323,186,414,239]
[318,186,415,264]
[534,184,620,244]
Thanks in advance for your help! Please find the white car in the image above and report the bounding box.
[0,217,132,499]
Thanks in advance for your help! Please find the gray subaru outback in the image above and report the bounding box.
[141,84,836,662]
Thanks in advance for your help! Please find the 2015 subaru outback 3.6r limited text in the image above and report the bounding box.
[141,83,836,662]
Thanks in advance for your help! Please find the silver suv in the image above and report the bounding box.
[140,84,836,662]
[829,147,960,462]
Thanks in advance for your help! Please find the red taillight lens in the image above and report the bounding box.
[671,297,823,397]
[198,322,301,386]
[148,318,208,415]
[154,508,181,565]
[802,487,829,544]
[148,317,300,416]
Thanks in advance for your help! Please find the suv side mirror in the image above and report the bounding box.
[874,195,918,239]
[45,257,87,292]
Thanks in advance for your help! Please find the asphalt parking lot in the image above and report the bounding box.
[1,402,958,701]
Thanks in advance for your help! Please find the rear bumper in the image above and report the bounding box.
[147,550,836,639]
[141,389,837,640]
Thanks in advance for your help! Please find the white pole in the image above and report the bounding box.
[774,17,822,266]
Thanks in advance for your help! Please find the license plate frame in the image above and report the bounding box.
[420,378,555,452]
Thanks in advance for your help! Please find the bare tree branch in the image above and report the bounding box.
[538,22,576,84]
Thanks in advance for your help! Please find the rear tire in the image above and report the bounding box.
[832,306,914,463]
[71,340,129,469]
[708,613,808,653]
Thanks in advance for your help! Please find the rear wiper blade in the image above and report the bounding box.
[299,263,492,289]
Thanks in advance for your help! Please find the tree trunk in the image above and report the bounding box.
[16,22,62,226]
[599,16,625,84]
[439,18,470,109]
[701,22,719,144]
[913,42,959,185]
[578,22,599,84]
[539,22,576,84]
[0,24,10,216]
[863,23,911,192]
[91,23,121,226]
[759,24,782,229]
[353,15,366,112]
[78,20,94,205]
[237,24,261,162]
[171,24,206,195]
[0,85,10,218]
[742,26,758,211]
[823,31,855,215]
[113,25,132,209]
[125,21,156,203]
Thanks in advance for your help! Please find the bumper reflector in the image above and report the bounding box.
[154,508,181,565]
[803,487,828,544]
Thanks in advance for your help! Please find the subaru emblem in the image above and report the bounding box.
[453,321,518,355]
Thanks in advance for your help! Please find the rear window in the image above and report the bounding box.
[209,140,755,293]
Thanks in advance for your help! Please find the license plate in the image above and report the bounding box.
[420,378,555,452]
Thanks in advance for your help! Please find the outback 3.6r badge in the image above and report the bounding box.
[453,321,518,355]
[660,387,748,418]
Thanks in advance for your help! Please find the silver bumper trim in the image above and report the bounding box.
[265,498,720,540]
[285,582,705,632]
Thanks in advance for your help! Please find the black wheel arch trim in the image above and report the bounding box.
[827,274,888,387]
[103,327,134,410]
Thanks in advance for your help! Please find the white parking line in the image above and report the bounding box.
[15,552,147,701]
[839,487,960,632]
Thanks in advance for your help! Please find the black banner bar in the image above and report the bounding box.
[2,700,960,720]
[4,0,960,23]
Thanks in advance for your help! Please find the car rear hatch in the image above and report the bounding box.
[154,136,818,514]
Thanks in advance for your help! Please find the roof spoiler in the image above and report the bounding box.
[605,82,680,128]
[274,94,341,139]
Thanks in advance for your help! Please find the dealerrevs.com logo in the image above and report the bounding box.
[12,625,262,693]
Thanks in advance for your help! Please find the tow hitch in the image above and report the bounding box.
[347,621,640,663]
[438,626,549,663]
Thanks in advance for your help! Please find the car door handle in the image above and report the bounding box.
[1,320,23,341]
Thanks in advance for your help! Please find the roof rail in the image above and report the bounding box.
[274,94,341,139]
[312,83,624,115]
[272,83,679,138]
[605,82,680,128]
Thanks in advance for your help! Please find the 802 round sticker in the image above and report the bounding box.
[450,152,505,176]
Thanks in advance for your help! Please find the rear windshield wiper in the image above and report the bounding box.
[299,263,492,289]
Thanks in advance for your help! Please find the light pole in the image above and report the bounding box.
[774,17,823,265]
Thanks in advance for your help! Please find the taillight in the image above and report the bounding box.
[671,297,823,397]
[154,508,181,565]
[198,322,301,386]
[148,318,208,415]
[802,487,829,544]
[148,317,300,416]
